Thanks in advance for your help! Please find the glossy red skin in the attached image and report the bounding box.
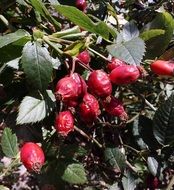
[150,60,174,76]
[146,175,159,189]
[76,0,87,11]
[79,93,100,124]
[110,65,140,85]
[55,111,74,136]
[107,58,126,72]
[88,70,112,98]
[71,73,87,97]
[102,96,128,121]
[20,142,45,172]
[77,50,91,65]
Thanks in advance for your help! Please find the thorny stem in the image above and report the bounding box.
[75,57,94,72]
[166,175,174,190]
[88,47,109,61]
[74,126,103,148]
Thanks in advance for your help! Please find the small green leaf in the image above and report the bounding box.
[107,37,145,65]
[1,128,19,158]
[147,157,159,176]
[140,29,165,41]
[122,170,137,190]
[54,5,116,40]
[153,93,174,145]
[104,147,126,172]
[21,42,53,91]
[0,29,30,49]
[48,0,59,5]
[6,57,20,70]
[0,185,10,190]
[62,163,87,184]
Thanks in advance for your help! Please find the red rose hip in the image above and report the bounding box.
[110,65,140,85]
[102,96,128,121]
[107,58,126,72]
[20,142,45,173]
[76,0,87,11]
[77,50,91,65]
[88,70,112,97]
[150,60,174,76]
[79,93,100,124]
[55,111,74,136]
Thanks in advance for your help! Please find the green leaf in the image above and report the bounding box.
[54,5,116,40]
[0,29,30,49]
[21,42,53,91]
[147,157,159,176]
[17,90,55,124]
[143,12,174,59]
[0,185,10,190]
[104,147,126,172]
[6,57,20,70]
[140,29,165,41]
[1,128,19,158]
[122,170,137,190]
[153,93,174,145]
[109,183,121,190]
[62,163,87,184]
[48,0,59,5]
[107,37,145,65]
[30,0,61,29]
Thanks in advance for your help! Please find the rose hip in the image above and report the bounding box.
[110,65,140,85]
[76,0,87,12]
[88,70,112,98]
[150,60,174,76]
[107,58,126,72]
[79,93,100,124]
[77,50,91,65]
[20,142,45,173]
[55,111,74,136]
[102,96,128,121]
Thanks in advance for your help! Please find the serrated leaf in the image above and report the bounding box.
[107,37,145,65]
[122,170,137,190]
[1,128,19,158]
[17,90,55,124]
[54,5,116,40]
[104,147,126,172]
[153,93,174,145]
[109,183,121,190]
[62,163,87,184]
[0,29,30,49]
[21,42,53,91]
[140,29,165,41]
[122,21,139,41]
[48,0,59,5]
[147,157,159,176]
[143,12,174,59]
[0,185,10,190]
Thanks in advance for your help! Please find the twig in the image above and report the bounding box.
[125,160,138,173]
[88,47,109,61]
[74,126,103,148]
[0,14,15,31]
[166,176,174,190]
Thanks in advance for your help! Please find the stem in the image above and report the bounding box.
[43,36,63,55]
[48,36,73,44]
[0,14,15,31]
[75,57,93,72]
[74,126,103,148]
[166,176,174,190]
[125,160,138,173]
[88,47,109,61]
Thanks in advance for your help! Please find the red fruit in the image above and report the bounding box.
[150,60,174,76]
[110,65,140,85]
[146,174,159,189]
[55,111,74,136]
[20,142,45,173]
[71,73,87,97]
[88,70,112,98]
[55,76,79,103]
[107,58,126,72]
[102,96,128,121]
[77,50,91,65]
[76,0,87,11]
[79,93,100,124]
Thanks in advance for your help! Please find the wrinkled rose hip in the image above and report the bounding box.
[107,58,126,72]
[20,142,45,173]
[79,93,100,124]
[88,70,112,98]
[110,65,140,85]
[77,50,91,65]
[55,111,74,136]
[102,96,128,121]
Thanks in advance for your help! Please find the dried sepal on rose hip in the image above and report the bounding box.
[102,96,128,121]
[77,50,91,65]
[55,111,74,136]
[107,58,126,72]
[88,70,112,98]
[150,60,174,76]
[110,65,140,85]
[20,142,45,173]
[79,93,100,125]
[76,0,87,12]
